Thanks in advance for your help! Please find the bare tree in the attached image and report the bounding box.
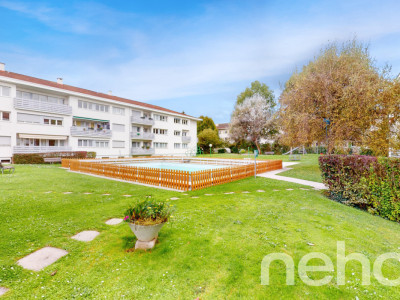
[229,93,275,153]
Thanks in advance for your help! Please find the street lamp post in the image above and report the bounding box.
[209,144,212,157]
[323,118,330,154]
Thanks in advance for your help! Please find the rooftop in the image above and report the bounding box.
[216,123,229,130]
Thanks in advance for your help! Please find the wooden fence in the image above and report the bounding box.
[62,158,282,191]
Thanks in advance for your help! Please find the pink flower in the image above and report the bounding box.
[124,216,129,221]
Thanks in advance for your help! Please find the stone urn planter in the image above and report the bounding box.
[128,222,166,242]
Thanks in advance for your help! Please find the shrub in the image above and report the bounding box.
[319,155,400,221]
[124,197,174,225]
[230,146,239,154]
[239,149,246,154]
[13,151,88,164]
[87,152,97,158]
[218,148,226,154]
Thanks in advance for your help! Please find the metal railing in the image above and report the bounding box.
[131,148,155,155]
[130,132,155,140]
[70,127,112,138]
[14,98,72,115]
[181,136,191,142]
[13,146,72,153]
[130,115,155,126]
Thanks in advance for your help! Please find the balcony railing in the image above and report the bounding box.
[131,115,155,126]
[13,146,72,153]
[131,148,155,155]
[130,132,155,140]
[14,98,72,115]
[182,136,191,143]
[71,127,112,138]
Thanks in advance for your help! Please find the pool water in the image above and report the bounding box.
[120,162,229,172]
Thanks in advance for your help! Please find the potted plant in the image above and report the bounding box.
[124,197,173,243]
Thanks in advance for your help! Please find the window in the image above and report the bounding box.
[112,123,125,132]
[0,85,11,97]
[77,100,109,112]
[174,143,181,149]
[16,90,65,104]
[182,119,188,125]
[112,140,125,148]
[174,118,181,124]
[154,142,168,149]
[0,111,10,121]
[112,107,125,115]
[132,142,141,148]
[174,130,181,136]
[153,128,168,135]
[182,131,188,136]
[182,143,188,149]
[78,139,109,148]
[154,114,167,122]
[0,136,11,146]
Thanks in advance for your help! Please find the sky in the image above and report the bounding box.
[1,0,400,123]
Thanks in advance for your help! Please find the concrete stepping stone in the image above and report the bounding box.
[44,191,52,194]
[242,191,250,194]
[191,196,199,199]
[182,193,189,196]
[105,218,123,225]
[17,247,68,271]
[102,193,111,196]
[71,231,99,242]
[205,194,214,196]
[224,192,235,194]
[257,190,265,192]
[0,287,9,296]
[286,189,294,191]
[63,192,72,194]
[83,192,92,195]
[123,195,131,197]
[170,197,179,200]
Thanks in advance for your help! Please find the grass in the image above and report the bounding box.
[1,164,400,299]
[197,153,323,182]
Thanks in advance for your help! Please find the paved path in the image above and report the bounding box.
[258,163,327,190]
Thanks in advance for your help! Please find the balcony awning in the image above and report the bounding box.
[18,134,68,140]
[73,116,109,123]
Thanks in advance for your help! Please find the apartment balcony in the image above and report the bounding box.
[131,115,155,126]
[70,127,112,138]
[130,132,155,140]
[14,98,72,115]
[131,147,155,155]
[13,146,72,154]
[182,136,191,143]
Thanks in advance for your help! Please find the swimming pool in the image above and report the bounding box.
[119,162,229,172]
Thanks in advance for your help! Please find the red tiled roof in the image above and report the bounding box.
[0,70,197,119]
[217,123,229,129]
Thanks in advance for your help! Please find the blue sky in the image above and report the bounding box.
[1,0,400,123]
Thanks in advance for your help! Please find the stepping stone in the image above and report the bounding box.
[83,192,92,195]
[0,287,9,296]
[242,191,250,194]
[191,196,199,199]
[71,231,99,242]
[135,238,156,250]
[170,197,179,200]
[257,190,265,192]
[123,195,131,197]
[224,192,235,194]
[205,194,214,196]
[102,193,111,196]
[44,191,52,194]
[182,193,188,196]
[286,189,294,191]
[17,247,68,271]
[63,192,72,194]
[105,218,123,225]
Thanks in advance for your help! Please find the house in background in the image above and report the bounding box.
[0,63,199,162]
[216,123,231,142]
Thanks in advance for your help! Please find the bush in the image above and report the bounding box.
[239,149,246,154]
[13,151,88,164]
[87,152,97,158]
[319,155,400,221]
[217,148,226,154]
[230,146,239,154]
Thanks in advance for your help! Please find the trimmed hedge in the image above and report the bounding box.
[13,151,90,164]
[319,155,400,221]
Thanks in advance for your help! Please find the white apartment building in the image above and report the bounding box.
[0,63,199,162]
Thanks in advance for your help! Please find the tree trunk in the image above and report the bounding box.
[255,140,261,154]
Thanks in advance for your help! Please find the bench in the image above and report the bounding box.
[44,157,62,164]
[0,162,15,174]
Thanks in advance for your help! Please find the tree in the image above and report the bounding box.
[229,93,276,153]
[197,128,221,152]
[197,115,217,134]
[236,80,276,108]
[279,39,385,154]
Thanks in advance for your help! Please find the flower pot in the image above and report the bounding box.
[128,222,166,242]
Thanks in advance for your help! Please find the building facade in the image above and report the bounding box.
[0,63,199,162]
[216,123,231,142]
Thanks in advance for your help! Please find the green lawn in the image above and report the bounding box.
[1,165,400,299]
[197,153,323,182]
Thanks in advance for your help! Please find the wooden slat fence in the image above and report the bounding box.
[62,159,282,191]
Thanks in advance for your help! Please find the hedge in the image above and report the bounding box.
[13,151,92,164]
[319,155,400,221]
